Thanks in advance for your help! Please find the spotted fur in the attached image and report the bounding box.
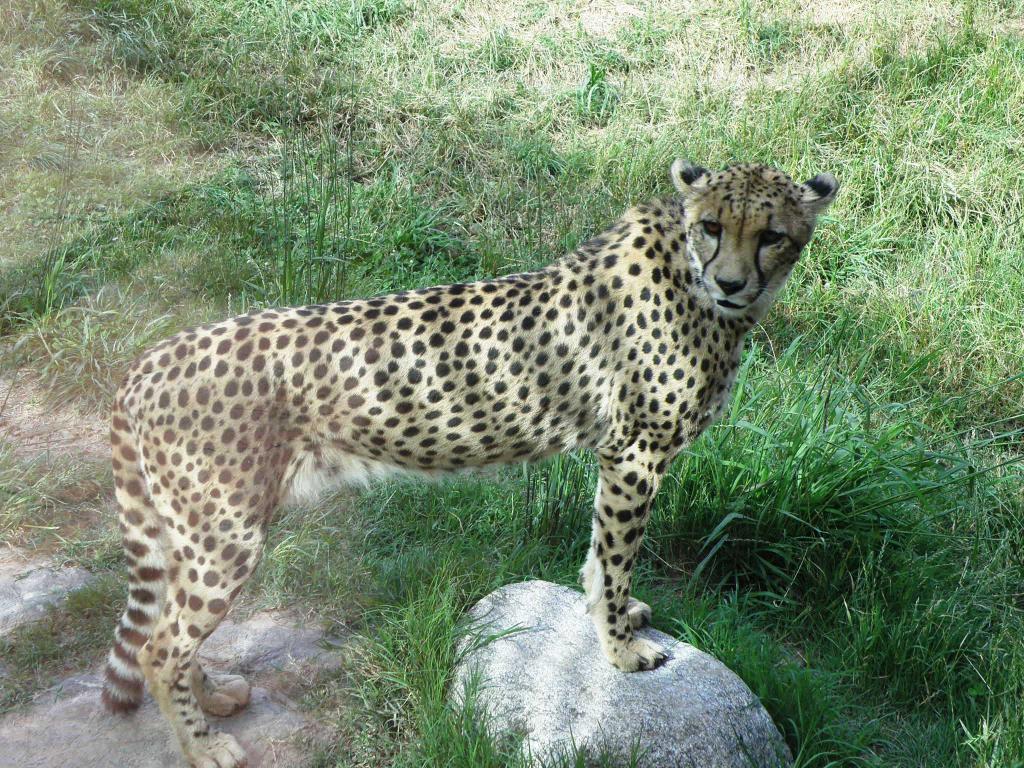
[102,160,837,767]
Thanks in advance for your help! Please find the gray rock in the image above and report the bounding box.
[0,549,94,636]
[0,610,341,768]
[452,580,792,768]
[198,610,343,678]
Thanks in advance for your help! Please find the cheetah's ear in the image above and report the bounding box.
[670,158,710,195]
[799,173,839,214]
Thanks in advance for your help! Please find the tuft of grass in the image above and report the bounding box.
[673,594,877,766]
[574,63,619,127]
[349,0,411,31]
[737,0,804,64]
[3,286,183,413]
[477,30,527,73]
[253,501,370,628]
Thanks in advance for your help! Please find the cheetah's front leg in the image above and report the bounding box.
[583,450,667,672]
[580,540,651,630]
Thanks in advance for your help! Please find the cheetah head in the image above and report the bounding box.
[670,159,838,319]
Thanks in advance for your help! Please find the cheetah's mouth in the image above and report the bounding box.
[716,285,766,312]
[695,270,758,312]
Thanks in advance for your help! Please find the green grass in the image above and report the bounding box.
[0,576,123,714]
[1,0,1022,765]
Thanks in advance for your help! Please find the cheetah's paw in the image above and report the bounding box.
[186,731,247,768]
[608,636,668,672]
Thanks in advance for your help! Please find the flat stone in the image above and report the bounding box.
[452,580,792,768]
[0,549,94,636]
[0,611,342,768]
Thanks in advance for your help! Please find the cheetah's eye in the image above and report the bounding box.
[760,230,785,246]
[702,221,722,237]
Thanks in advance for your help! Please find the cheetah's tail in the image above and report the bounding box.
[101,397,165,714]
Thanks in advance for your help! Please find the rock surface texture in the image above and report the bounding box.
[0,549,94,636]
[0,611,340,768]
[452,580,792,768]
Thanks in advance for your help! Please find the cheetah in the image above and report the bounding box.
[101,159,837,767]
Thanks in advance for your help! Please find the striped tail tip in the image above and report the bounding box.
[101,659,145,714]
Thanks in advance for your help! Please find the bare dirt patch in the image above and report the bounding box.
[0,373,108,462]
[797,0,957,32]
[578,1,645,38]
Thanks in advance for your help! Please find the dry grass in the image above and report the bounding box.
[0,0,225,267]
[0,441,113,559]
[2,285,196,414]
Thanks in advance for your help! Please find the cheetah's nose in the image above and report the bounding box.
[714,276,747,296]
